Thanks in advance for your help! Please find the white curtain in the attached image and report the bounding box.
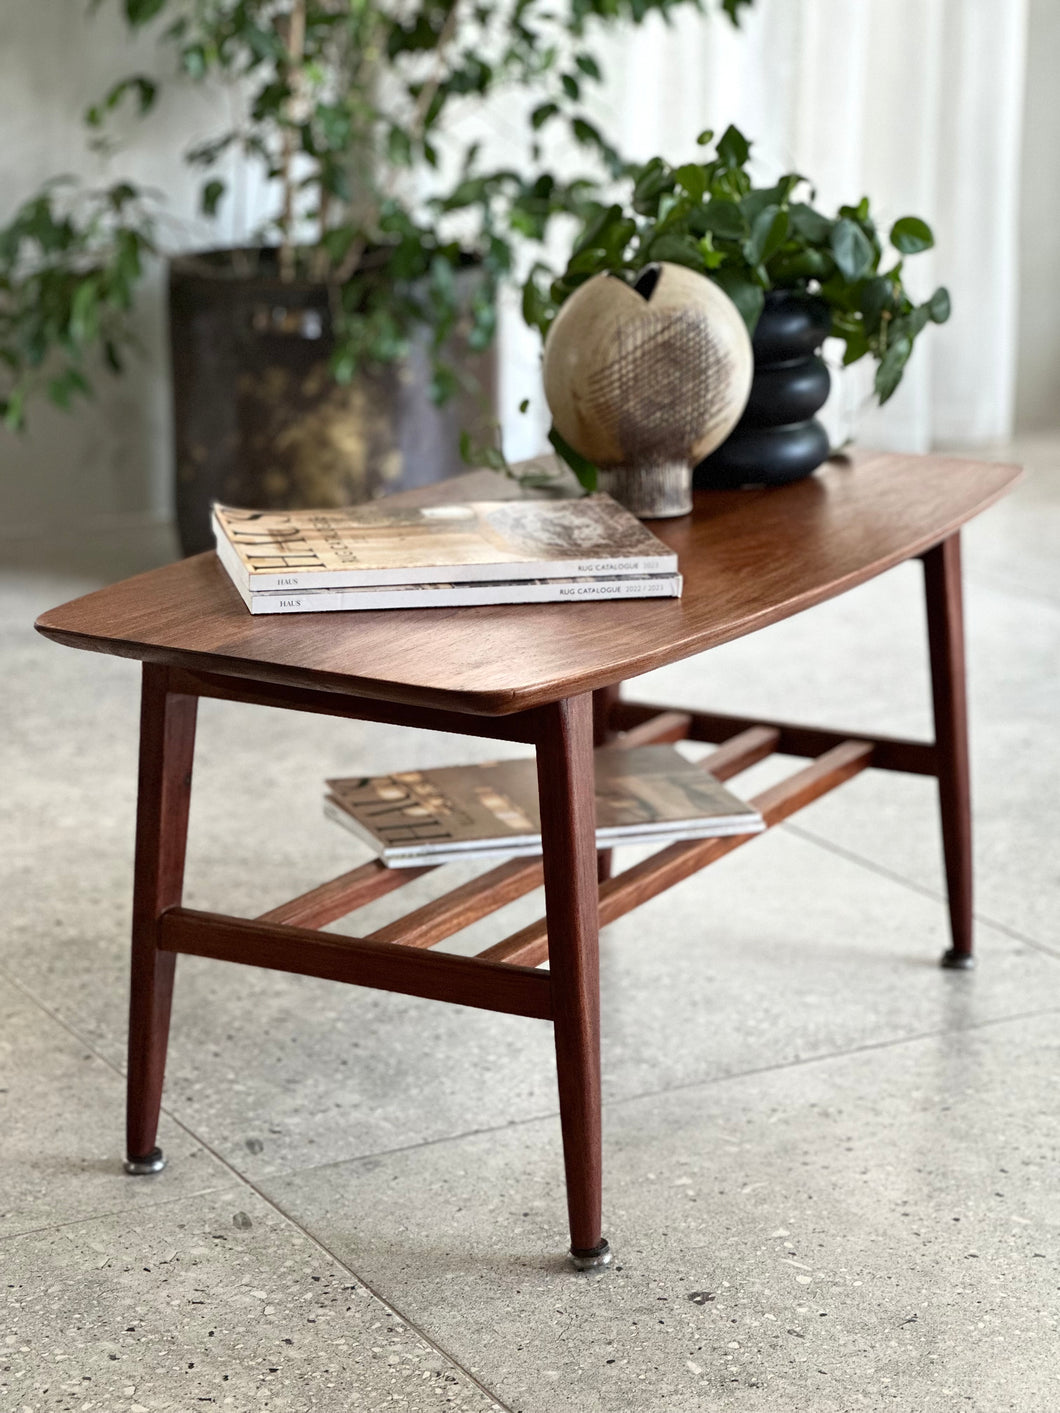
[501,0,1028,458]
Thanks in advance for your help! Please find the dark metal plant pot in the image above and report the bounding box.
[169,250,497,555]
[694,289,832,489]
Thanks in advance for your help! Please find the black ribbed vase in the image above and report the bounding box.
[695,290,831,489]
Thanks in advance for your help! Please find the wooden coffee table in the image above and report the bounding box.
[36,448,1019,1269]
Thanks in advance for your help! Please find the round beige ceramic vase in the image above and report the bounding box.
[543,262,754,517]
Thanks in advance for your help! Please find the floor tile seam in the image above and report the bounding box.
[601,1000,1060,1116]
[248,1001,1060,1191]
[253,1108,569,1186]
[0,1182,244,1246]
[781,822,1060,960]
[166,1120,514,1412]
[0,963,514,1412]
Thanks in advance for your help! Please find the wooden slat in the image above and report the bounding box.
[612,710,692,748]
[258,860,435,930]
[611,701,937,776]
[481,740,874,968]
[159,908,553,1020]
[700,725,780,781]
[367,856,543,949]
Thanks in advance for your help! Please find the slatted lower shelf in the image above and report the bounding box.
[158,707,907,1011]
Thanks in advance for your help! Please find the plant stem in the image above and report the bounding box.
[409,0,463,143]
[279,0,308,282]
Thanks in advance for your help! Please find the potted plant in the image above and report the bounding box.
[0,0,753,552]
[526,124,951,488]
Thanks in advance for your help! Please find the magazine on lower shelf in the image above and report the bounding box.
[325,745,764,867]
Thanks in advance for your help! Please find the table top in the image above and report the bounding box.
[36,449,1020,716]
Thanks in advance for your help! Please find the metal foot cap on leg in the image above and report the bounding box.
[124,1147,166,1175]
[569,1239,612,1271]
[940,948,975,971]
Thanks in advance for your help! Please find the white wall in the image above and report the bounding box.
[1016,0,1060,431]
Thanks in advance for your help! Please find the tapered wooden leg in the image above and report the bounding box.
[537,695,609,1268]
[125,664,198,1171]
[592,685,620,884]
[923,534,974,969]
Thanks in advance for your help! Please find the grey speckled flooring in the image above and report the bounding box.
[2,438,1058,1412]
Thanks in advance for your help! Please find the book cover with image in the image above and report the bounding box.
[213,495,678,592]
[325,745,764,866]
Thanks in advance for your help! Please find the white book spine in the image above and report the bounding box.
[211,512,677,590]
[217,553,684,614]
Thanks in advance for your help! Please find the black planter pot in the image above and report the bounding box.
[695,290,831,489]
[169,250,497,555]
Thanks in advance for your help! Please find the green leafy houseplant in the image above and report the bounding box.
[0,0,754,432]
[525,123,951,416]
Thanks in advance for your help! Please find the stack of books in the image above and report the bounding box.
[211,495,682,614]
[325,745,764,867]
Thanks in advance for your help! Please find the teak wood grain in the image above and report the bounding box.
[537,695,605,1256]
[126,665,197,1162]
[35,450,1020,715]
[159,907,553,1020]
[257,859,435,929]
[923,535,974,961]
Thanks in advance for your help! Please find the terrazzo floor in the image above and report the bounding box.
[2,438,1058,1411]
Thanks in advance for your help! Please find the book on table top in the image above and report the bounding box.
[324,745,764,867]
[215,537,682,614]
[211,494,678,592]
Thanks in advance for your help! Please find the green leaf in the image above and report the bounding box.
[744,204,788,265]
[698,198,746,240]
[124,0,166,25]
[767,249,834,284]
[840,328,870,365]
[561,73,580,101]
[632,158,672,215]
[859,275,894,331]
[201,179,225,217]
[695,128,715,147]
[710,268,765,334]
[521,269,554,336]
[673,164,707,203]
[531,102,559,130]
[890,215,934,255]
[716,124,751,170]
[548,425,597,492]
[831,218,875,281]
[571,117,603,148]
[643,232,703,268]
[573,203,625,257]
[875,334,913,403]
[387,127,412,167]
[787,202,832,244]
[3,387,25,432]
[928,286,951,323]
[574,53,602,80]
[518,398,530,414]
[697,234,724,270]
[70,279,100,345]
